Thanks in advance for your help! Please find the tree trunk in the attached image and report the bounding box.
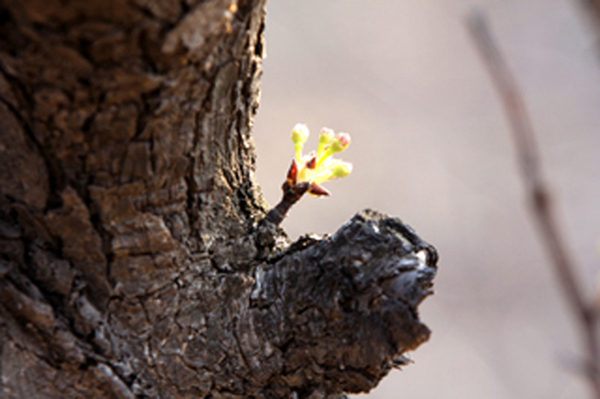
[0,1,438,398]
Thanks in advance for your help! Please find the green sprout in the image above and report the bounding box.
[265,124,353,225]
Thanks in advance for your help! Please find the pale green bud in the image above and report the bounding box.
[317,132,351,167]
[329,132,351,153]
[317,128,334,158]
[331,161,352,178]
[291,123,309,145]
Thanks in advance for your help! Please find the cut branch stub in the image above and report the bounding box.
[249,209,438,396]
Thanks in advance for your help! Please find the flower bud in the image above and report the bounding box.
[319,128,334,143]
[292,123,309,161]
[317,132,351,167]
[329,132,351,153]
[317,128,334,158]
[291,123,309,145]
[331,161,352,178]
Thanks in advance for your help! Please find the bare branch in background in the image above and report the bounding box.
[580,0,600,37]
[467,11,600,399]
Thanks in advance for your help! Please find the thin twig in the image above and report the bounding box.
[264,161,310,226]
[578,1,600,63]
[580,0,600,29]
[264,183,308,226]
[467,11,600,399]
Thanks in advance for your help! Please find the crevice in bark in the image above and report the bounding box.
[0,77,64,211]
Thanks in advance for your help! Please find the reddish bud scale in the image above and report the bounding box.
[308,182,331,197]
[286,160,298,186]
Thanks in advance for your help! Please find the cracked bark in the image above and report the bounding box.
[0,0,438,398]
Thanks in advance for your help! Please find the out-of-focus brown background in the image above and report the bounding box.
[252,1,600,398]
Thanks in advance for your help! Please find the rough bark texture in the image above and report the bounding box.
[0,1,438,398]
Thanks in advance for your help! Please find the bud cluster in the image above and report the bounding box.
[289,124,352,197]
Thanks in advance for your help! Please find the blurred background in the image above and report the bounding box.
[252,1,600,398]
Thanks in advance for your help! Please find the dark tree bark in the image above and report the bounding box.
[0,1,438,398]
